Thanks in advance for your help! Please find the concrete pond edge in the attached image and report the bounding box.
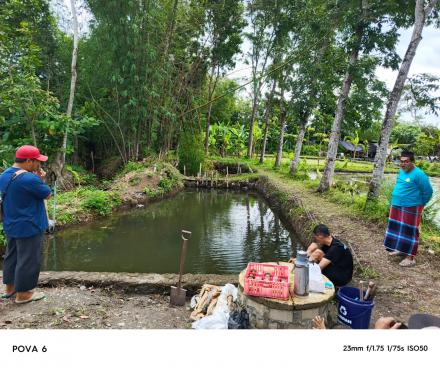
[37,271,238,295]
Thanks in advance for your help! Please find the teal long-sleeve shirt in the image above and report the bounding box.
[391,166,433,207]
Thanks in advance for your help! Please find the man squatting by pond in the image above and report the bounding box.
[0,145,52,303]
[290,224,354,288]
[385,151,433,267]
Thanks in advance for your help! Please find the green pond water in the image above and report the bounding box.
[41,189,298,274]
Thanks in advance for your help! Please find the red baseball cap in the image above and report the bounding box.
[15,145,48,162]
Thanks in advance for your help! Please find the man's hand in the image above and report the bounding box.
[309,249,325,263]
[312,315,326,329]
[374,317,401,329]
[35,168,46,180]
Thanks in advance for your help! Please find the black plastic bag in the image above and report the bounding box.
[228,308,250,329]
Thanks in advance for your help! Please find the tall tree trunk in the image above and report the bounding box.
[52,0,79,186]
[317,0,367,192]
[72,136,79,165]
[260,80,277,163]
[30,120,37,146]
[275,102,287,168]
[204,65,219,155]
[247,89,259,158]
[290,117,308,174]
[367,0,438,201]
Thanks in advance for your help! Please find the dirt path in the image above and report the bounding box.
[262,170,440,323]
[0,286,190,329]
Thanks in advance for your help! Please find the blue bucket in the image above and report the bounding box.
[336,286,374,329]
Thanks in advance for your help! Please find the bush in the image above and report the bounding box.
[119,161,146,176]
[293,159,311,181]
[178,130,205,176]
[81,190,121,216]
[144,186,165,199]
[158,176,174,192]
[416,161,430,171]
[65,165,98,187]
[301,144,320,156]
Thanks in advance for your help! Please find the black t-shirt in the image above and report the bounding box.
[321,237,353,287]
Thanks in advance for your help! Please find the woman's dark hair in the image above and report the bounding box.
[313,224,331,237]
[14,158,27,163]
[401,151,415,162]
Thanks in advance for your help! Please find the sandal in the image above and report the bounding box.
[1,291,17,299]
[15,291,46,304]
[399,258,416,267]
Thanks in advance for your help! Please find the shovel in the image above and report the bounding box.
[170,230,192,306]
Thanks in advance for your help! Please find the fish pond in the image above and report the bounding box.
[41,189,298,274]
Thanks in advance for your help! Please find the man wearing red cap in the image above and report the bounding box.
[0,145,52,303]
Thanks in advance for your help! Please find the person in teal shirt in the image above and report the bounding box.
[384,151,433,267]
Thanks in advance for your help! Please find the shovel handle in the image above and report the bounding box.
[182,230,191,241]
[177,230,191,289]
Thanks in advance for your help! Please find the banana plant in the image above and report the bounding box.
[230,125,247,157]
[344,130,365,160]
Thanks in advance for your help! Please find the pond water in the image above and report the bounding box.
[40,189,297,274]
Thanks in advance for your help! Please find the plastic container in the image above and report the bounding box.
[244,262,289,300]
[336,286,374,329]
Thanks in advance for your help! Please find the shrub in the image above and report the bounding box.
[119,161,146,176]
[81,190,121,216]
[128,176,141,186]
[65,165,98,186]
[158,176,174,192]
[301,144,320,156]
[178,130,205,176]
[144,187,165,199]
[293,159,310,181]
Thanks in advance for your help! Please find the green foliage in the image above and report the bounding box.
[64,165,98,187]
[178,131,205,176]
[119,161,147,176]
[358,266,380,279]
[293,159,310,181]
[414,133,436,156]
[390,123,422,145]
[334,180,362,203]
[144,186,165,199]
[301,145,320,156]
[81,190,121,216]
[158,176,174,192]
[210,123,232,157]
[0,223,5,250]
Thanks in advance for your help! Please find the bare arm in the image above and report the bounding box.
[318,258,331,271]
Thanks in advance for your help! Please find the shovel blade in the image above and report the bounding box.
[170,286,187,306]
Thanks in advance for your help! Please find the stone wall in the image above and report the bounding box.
[238,289,335,329]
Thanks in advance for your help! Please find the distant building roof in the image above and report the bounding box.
[339,140,363,152]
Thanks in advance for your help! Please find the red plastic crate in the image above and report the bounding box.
[244,262,290,300]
